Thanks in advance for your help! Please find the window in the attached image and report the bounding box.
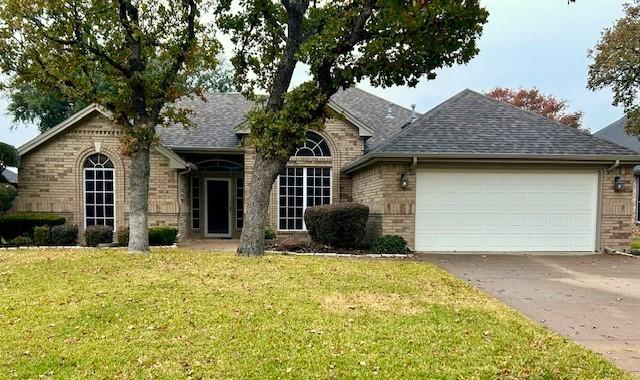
[294,132,331,157]
[83,153,115,228]
[236,177,244,229]
[278,167,331,230]
[191,177,200,229]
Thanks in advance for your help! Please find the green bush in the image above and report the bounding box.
[116,226,177,246]
[33,225,50,246]
[12,235,32,247]
[116,227,129,246]
[304,203,369,248]
[0,212,65,240]
[149,227,178,246]
[372,235,408,254]
[49,224,78,245]
[0,183,17,213]
[84,225,113,247]
[264,227,276,240]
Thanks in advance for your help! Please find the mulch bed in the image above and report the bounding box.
[266,239,372,255]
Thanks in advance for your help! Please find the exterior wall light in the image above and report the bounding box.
[400,173,409,190]
[613,176,625,191]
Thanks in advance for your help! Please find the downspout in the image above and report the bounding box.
[410,156,418,169]
[608,159,620,171]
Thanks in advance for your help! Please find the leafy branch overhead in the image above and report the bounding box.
[588,0,640,135]
[218,0,489,159]
[0,0,220,149]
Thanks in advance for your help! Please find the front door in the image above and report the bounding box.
[205,178,231,237]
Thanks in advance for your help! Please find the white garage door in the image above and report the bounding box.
[415,170,599,252]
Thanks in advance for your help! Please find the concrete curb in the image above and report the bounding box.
[0,244,178,251]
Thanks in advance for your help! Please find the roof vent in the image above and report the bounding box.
[410,104,417,123]
[385,104,395,119]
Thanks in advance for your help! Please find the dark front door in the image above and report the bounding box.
[206,179,230,237]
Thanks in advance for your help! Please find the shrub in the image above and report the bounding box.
[116,227,129,246]
[12,235,32,247]
[264,227,276,240]
[372,235,408,254]
[49,224,78,245]
[304,203,369,248]
[84,225,113,247]
[149,227,178,246]
[116,226,177,246]
[33,225,50,246]
[0,183,17,213]
[0,212,65,240]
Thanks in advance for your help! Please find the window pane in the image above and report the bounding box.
[105,182,113,192]
[86,181,94,191]
[86,171,94,180]
[96,181,104,191]
[96,171,103,180]
[86,206,94,217]
[86,193,95,204]
[105,171,113,180]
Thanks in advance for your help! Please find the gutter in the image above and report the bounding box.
[342,152,640,174]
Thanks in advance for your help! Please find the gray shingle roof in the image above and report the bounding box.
[1,168,17,185]
[594,116,640,153]
[157,88,415,150]
[372,89,639,156]
[330,88,416,149]
[157,93,255,150]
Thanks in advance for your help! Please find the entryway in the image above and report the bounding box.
[205,178,232,237]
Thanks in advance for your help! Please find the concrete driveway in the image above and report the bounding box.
[421,253,640,375]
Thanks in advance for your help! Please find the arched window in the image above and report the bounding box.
[83,153,115,228]
[294,132,331,157]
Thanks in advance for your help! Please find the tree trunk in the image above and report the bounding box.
[237,151,288,256]
[128,140,151,253]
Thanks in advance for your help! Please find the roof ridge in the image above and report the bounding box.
[369,89,474,152]
[345,86,415,114]
[475,91,640,154]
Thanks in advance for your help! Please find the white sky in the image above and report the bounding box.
[0,0,628,148]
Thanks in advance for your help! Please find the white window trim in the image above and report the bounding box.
[636,175,640,223]
[191,176,201,230]
[236,177,244,230]
[82,166,116,232]
[277,167,332,232]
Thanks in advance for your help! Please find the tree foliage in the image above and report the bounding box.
[7,56,235,133]
[486,87,583,128]
[0,0,220,252]
[0,142,19,176]
[588,1,640,135]
[218,0,489,255]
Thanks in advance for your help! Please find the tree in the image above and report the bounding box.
[486,87,583,128]
[588,1,640,135]
[6,56,235,133]
[0,0,220,252]
[217,0,489,256]
[0,183,17,214]
[0,142,19,178]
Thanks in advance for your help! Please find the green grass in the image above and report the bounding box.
[0,249,629,379]
[630,238,640,250]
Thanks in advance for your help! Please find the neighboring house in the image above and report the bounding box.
[594,116,640,228]
[13,88,640,252]
[0,168,17,186]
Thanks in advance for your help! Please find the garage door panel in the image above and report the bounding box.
[415,171,598,252]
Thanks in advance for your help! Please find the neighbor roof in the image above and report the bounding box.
[1,168,17,185]
[594,116,640,153]
[344,89,640,172]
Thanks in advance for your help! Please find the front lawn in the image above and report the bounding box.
[0,249,629,379]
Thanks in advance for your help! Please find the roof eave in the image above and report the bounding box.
[18,104,113,156]
[342,152,640,174]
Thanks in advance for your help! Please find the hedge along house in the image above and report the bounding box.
[13,88,640,252]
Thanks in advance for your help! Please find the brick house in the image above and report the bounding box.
[13,88,640,252]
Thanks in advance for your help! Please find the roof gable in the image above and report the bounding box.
[17,104,188,169]
[372,89,639,157]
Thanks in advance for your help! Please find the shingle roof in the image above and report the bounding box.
[156,88,416,150]
[330,88,416,149]
[1,168,17,185]
[372,89,639,156]
[594,116,640,153]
